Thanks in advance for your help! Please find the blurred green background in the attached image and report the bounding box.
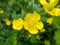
[0,0,60,45]
[55,30,60,45]
[54,17,60,45]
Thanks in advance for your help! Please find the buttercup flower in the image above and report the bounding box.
[46,17,53,24]
[39,0,60,16]
[24,12,44,34]
[12,18,23,30]
[4,18,11,26]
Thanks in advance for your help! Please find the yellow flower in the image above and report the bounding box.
[12,18,23,30]
[39,0,60,16]
[4,18,11,26]
[24,12,44,34]
[0,10,4,14]
[46,17,53,24]
[28,27,39,34]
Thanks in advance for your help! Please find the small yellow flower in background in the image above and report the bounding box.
[4,18,11,26]
[46,17,53,24]
[45,40,50,45]
[40,29,45,32]
[39,0,60,16]
[24,12,44,34]
[0,10,4,14]
[36,35,40,40]
[12,18,23,30]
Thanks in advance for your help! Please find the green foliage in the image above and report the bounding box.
[0,0,60,45]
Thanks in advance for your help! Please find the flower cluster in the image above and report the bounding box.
[4,12,46,34]
[3,0,59,35]
[4,11,54,34]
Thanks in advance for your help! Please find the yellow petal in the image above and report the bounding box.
[24,13,32,21]
[24,12,40,22]
[39,0,58,7]
[45,8,60,16]
[50,0,59,7]
[39,0,59,16]
[29,28,38,34]
[35,21,44,30]
[24,21,31,30]
[53,8,60,16]
[39,0,49,6]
